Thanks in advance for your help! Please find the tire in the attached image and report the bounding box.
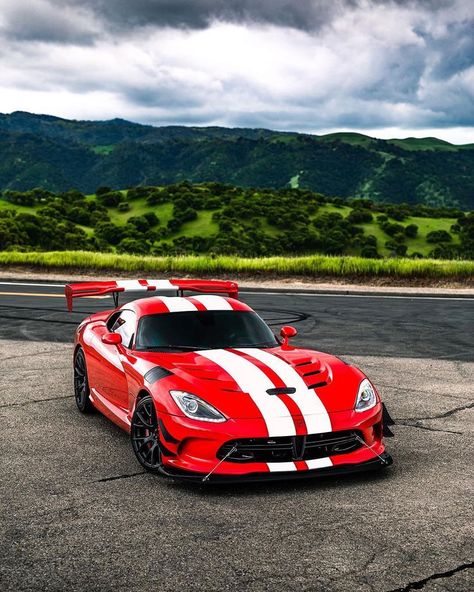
[73,348,94,413]
[131,396,164,474]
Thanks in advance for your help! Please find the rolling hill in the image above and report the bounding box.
[0,111,473,209]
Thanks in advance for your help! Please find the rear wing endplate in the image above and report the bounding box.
[65,279,239,311]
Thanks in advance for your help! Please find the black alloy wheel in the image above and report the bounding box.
[74,348,94,413]
[131,396,164,473]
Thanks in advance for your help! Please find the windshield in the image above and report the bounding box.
[135,310,279,351]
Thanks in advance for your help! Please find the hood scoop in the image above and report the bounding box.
[291,357,331,390]
[167,361,241,393]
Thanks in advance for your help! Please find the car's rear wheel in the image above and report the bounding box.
[131,396,163,474]
[74,348,94,413]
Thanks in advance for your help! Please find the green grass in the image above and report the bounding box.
[91,145,115,155]
[111,200,174,225]
[168,210,219,239]
[388,138,474,152]
[318,132,375,147]
[1,251,473,280]
[0,199,40,215]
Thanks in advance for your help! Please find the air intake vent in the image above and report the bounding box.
[217,430,362,463]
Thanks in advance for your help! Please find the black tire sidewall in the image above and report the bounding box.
[74,348,94,413]
[131,396,163,474]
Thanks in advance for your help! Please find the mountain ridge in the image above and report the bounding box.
[0,112,472,209]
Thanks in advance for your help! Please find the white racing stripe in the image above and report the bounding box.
[159,296,197,312]
[192,295,232,310]
[267,462,297,473]
[146,280,175,290]
[116,280,148,291]
[267,457,332,473]
[237,348,332,434]
[306,457,333,470]
[199,349,295,437]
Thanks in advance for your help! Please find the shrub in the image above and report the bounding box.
[426,230,452,244]
[144,212,159,226]
[404,224,418,238]
[116,237,149,254]
[381,222,405,237]
[348,209,373,224]
[118,202,130,212]
[127,216,150,233]
[96,186,112,196]
[360,246,379,258]
[98,191,124,207]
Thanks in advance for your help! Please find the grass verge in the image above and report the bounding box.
[0,251,473,280]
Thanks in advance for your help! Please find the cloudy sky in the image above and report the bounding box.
[0,0,473,143]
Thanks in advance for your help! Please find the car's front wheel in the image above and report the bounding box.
[131,396,164,474]
[74,348,94,413]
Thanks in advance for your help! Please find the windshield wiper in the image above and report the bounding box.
[231,341,278,348]
[140,345,204,352]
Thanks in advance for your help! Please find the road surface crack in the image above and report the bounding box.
[94,471,147,483]
[387,561,473,591]
[400,401,474,422]
[396,421,463,435]
[0,395,72,408]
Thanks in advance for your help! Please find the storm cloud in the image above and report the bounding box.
[0,0,472,142]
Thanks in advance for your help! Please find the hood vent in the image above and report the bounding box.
[145,366,173,384]
[266,387,296,396]
[307,381,328,390]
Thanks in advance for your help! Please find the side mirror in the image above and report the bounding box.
[101,332,122,345]
[280,325,297,347]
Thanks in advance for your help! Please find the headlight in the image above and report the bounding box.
[169,391,227,423]
[354,378,377,412]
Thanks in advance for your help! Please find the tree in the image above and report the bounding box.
[96,186,112,196]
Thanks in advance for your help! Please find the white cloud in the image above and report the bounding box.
[0,0,472,143]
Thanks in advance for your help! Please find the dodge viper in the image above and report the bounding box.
[66,278,393,483]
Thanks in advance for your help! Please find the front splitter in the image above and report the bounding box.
[157,452,393,485]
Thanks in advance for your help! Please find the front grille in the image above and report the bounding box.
[217,430,363,463]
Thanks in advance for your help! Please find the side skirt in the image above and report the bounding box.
[90,388,131,432]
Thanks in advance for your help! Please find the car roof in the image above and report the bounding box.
[123,295,252,316]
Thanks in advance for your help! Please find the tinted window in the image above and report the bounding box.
[111,309,136,348]
[136,311,278,351]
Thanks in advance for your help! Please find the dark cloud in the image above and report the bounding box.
[53,0,356,32]
[50,0,458,33]
[0,0,98,45]
[0,0,472,137]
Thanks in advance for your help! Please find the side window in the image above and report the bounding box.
[110,310,136,348]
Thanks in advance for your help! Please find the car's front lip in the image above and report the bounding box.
[156,452,393,484]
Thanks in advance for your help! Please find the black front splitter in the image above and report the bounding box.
[157,452,393,484]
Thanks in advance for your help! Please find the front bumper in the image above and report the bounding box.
[157,403,392,483]
[158,452,393,484]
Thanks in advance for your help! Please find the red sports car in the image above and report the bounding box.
[67,278,393,483]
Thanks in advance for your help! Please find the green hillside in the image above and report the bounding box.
[1,183,472,260]
[0,112,473,210]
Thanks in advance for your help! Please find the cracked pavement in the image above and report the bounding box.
[0,286,473,591]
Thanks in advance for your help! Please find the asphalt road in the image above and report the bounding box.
[0,281,473,592]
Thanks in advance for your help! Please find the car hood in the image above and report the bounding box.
[139,346,365,418]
